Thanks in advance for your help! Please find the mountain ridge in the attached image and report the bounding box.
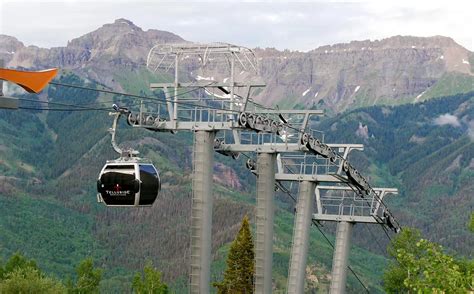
[1,18,472,113]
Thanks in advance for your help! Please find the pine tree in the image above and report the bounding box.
[214,215,255,294]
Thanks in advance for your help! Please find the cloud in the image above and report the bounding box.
[433,113,461,127]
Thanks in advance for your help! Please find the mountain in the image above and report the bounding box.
[0,19,473,292]
[2,18,184,67]
[1,19,184,90]
[1,19,473,112]
[254,36,473,112]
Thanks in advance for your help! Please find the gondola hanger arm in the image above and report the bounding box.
[109,106,139,158]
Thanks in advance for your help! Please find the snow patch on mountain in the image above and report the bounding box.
[196,75,214,81]
[415,90,426,102]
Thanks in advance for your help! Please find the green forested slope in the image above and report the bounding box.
[318,92,474,257]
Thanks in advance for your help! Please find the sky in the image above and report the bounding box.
[0,0,472,52]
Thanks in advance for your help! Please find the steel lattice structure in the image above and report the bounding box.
[109,43,400,294]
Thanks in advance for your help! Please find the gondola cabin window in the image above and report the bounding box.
[98,165,137,206]
[139,164,160,206]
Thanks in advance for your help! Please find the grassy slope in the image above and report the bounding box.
[421,72,474,101]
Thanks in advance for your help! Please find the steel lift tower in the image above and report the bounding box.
[144,43,314,293]
[122,43,401,293]
[274,152,398,293]
[315,186,397,293]
[146,43,265,293]
[216,113,338,293]
[215,118,366,294]
[217,124,399,293]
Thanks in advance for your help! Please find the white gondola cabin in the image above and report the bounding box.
[97,158,161,207]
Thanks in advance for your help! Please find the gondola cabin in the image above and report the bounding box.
[97,159,161,207]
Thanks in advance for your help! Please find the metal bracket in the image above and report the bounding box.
[109,108,139,157]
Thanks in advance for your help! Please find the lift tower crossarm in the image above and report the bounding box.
[313,186,398,224]
[127,109,324,132]
[216,109,324,115]
[216,142,363,154]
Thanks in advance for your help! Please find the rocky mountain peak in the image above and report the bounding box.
[113,18,138,27]
[311,35,463,53]
[67,18,142,49]
[0,35,24,52]
[0,35,25,62]
[67,18,183,51]
[254,34,472,112]
[381,35,458,48]
[1,18,187,73]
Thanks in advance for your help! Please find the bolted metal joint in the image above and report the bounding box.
[214,138,240,159]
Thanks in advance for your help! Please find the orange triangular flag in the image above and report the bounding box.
[0,68,58,94]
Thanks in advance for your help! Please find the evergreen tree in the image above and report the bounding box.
[132,260,168,294]
[214,215,255,294]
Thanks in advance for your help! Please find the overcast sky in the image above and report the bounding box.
[0,0,472,51]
